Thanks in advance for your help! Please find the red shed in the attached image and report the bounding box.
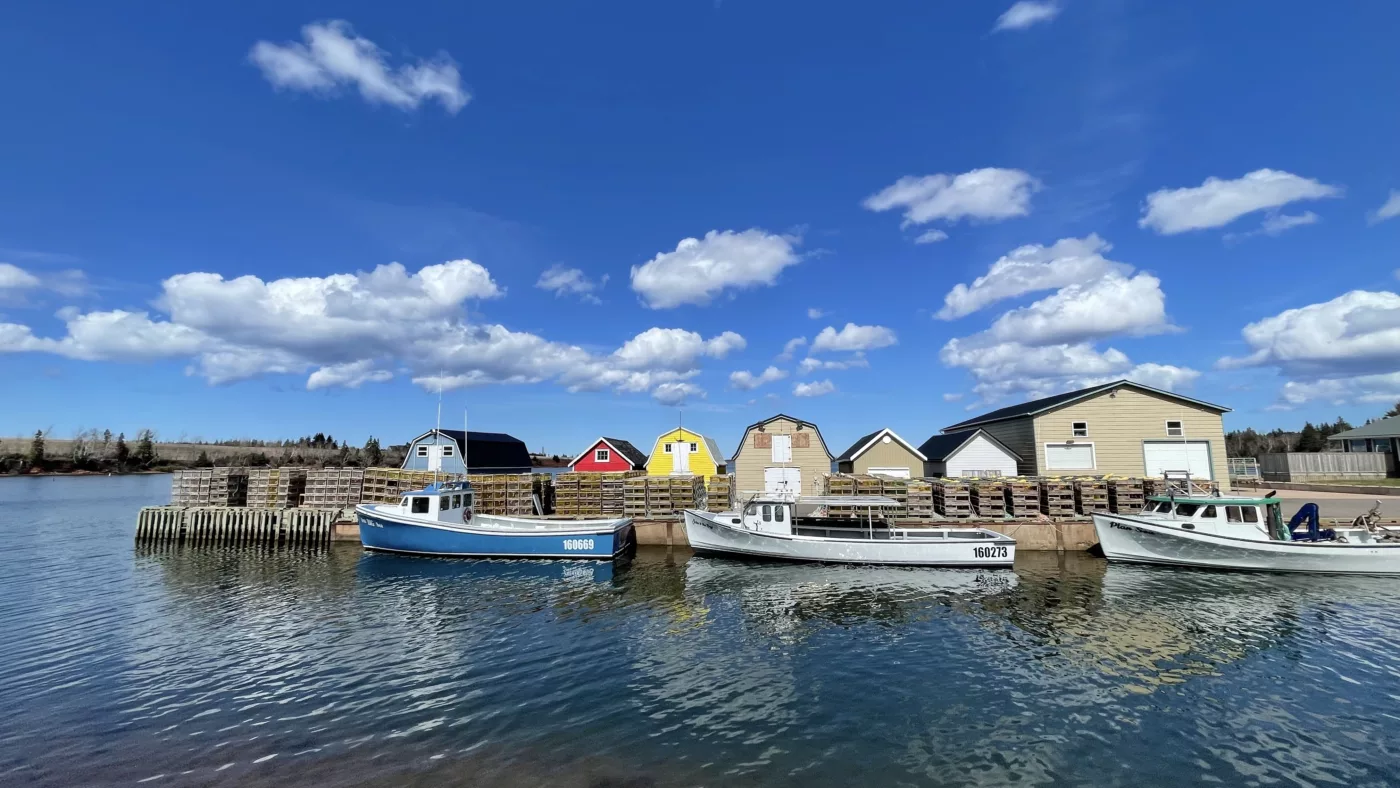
[569,437,648,472]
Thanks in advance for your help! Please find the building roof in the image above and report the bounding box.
[1327,416,1400,441]
[569,436,648,468]
[704,436,726,466]
[730,414,833,461]
[942,379,1231,432]
[836,428,927,462]
[411,429,533,473]
[918,428,1022,462]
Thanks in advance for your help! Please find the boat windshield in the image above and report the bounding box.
[410,497,430,514]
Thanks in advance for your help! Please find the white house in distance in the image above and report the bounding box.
[917,429,1021,478]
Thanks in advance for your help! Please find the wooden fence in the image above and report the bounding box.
[1258,452,1394,481]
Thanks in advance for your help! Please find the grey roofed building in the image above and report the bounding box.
[942,379,1229,432]
[1327,417,1400,455]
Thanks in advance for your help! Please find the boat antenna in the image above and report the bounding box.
[464,407,469,480]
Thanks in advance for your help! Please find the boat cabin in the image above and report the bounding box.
[397,480,476,523]
[1139,495,1285,539]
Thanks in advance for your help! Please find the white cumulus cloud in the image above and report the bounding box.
[914,229,949,244]
[630,229,801,309]
[307,360,393,390]
[793,380,836,398]
[798,356,869,375]
[730,366,788,390]
[249,20,469,113]
[980,272,1175,346]
[864,168,1039,229]
[1139,169,1341,235]
[939,235,1193,404]
[810,323,897,353]
[653,382,705,406]
[535,265,607,303]
[1368,191,1400,225]
[0,258,744,406]
[1217,289,1400,407]
[938,234,1126,320]
[994,1,1061,32]
[777,336,807,362]
[807,307,826,319]
[0,263,42,290]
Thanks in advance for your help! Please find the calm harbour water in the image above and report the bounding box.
[4,476,1400,786]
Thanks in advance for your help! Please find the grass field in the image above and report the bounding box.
[1311,478,1400,487]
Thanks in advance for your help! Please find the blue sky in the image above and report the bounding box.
[3,1,1399,457]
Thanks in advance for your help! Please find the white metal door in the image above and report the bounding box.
[1045,443,1095,471]
[771,434,792,463]
[764,467,801,492]
[1144,441,1212,479]
[673,442,691,474]
[427,444,443,471]
[868,467,911,478]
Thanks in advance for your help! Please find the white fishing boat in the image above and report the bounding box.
[681,492,1015,567]
[1092,486,1400,574]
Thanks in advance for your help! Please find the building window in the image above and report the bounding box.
[1165,420,1184,437]
[1072,422,1088,438]
[416,445,429,457]
[664,443,673,453]
[1375,439,1393,453]
[442,444,454,456]
[595,448,610,463]
[689,442,698,453]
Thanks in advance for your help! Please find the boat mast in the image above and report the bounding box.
[433,378,443,487]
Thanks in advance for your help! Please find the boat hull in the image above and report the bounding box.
[356,506,633,560]
[1092,513,1400,574]
[681,510,1015,567]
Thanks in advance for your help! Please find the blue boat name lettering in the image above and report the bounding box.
[564,539,596,551]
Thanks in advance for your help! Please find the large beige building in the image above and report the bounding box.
[941,380,1231,488]
[730,414,834,496]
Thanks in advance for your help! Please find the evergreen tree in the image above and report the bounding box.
[195,449,212,467]
[102,429,112,446]
[134,429,156,466]
[28,430,45,467]
[114,433,129,466]
[364,437,383,467]
[1296,422,1324,452]
[1387,402,1400,419]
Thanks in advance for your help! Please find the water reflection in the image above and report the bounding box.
[11,477,1400,787]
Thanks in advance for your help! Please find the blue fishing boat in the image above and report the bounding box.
[355,480,634,560]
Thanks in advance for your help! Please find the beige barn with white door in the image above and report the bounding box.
[939,380,1232,489]
[730,414,834,496]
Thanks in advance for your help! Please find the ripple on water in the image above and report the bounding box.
[6,477,1400,786]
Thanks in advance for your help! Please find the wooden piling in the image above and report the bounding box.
[134,506,347,546]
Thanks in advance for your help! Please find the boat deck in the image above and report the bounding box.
[792,518,1004,541]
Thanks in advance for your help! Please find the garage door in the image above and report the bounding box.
[1144,441,1212,479]
[765,467,801,493]
[868,467,911,479]
[1045,443,1095,471]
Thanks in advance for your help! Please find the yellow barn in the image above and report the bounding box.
[645,428,727,477]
